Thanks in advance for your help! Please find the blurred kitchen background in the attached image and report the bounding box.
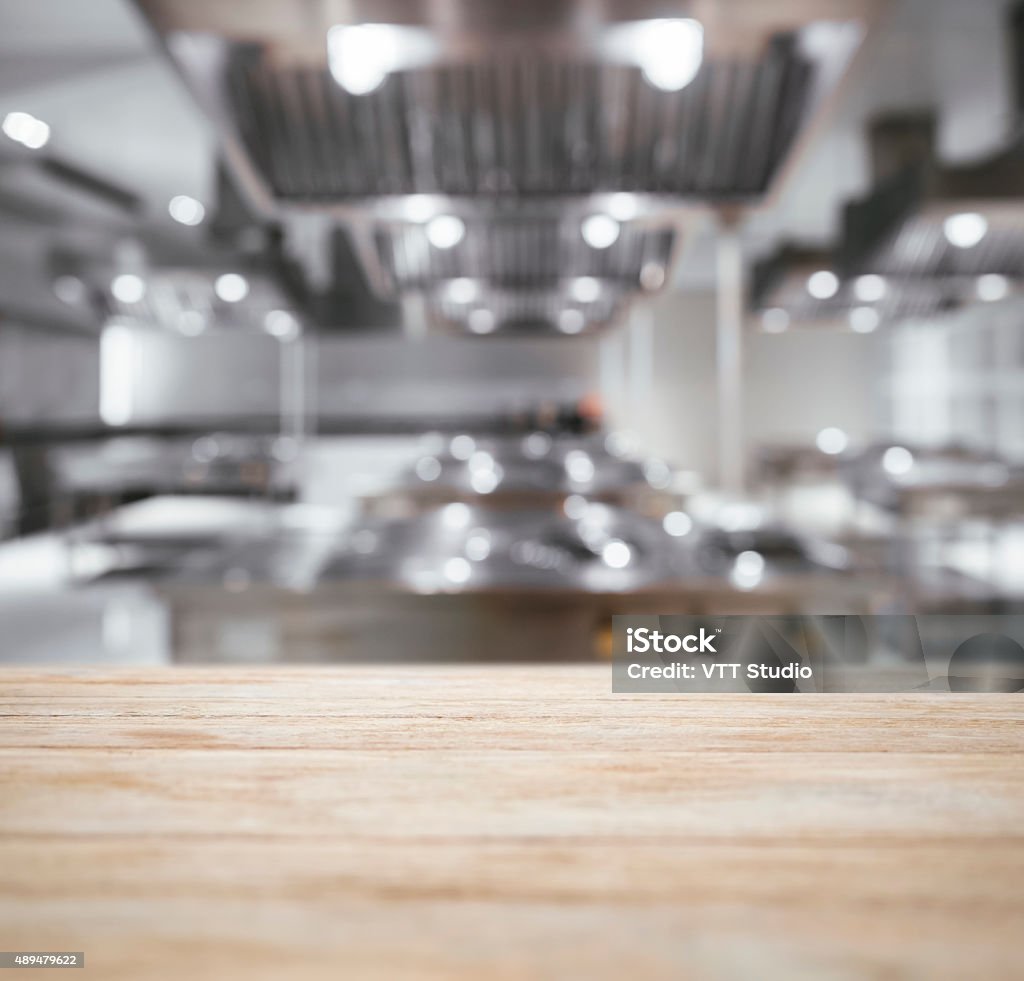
[1,0,1023,665]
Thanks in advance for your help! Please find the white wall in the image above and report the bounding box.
[313,336,598,420]
[886,299,1024,460]
[743,329,881,450]
[123,330,281,421]
[5,292,886,489]
[602,291,883,477]
[108,329,601,424]
[0,329,98,423]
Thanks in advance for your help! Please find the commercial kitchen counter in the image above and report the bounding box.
[1,667,1021,980]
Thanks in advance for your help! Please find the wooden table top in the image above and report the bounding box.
[1,667,1022,980]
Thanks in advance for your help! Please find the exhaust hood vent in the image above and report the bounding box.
[376,218,673,293]
[223,39,813,202]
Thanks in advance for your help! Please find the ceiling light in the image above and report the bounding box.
[426,214,465,249]
[717,502,762,532]
[762,308,789,333]
[214,273,249,303]
[468,450,495,475]
[943,212,987,249]
[558,309,586,334]
[467,309,496,334]
[582,502,612,527]
[2,110,50,149]
[447,277,477,304]
[882,446,914,476]
[442,502,471,530]
[581,214,620,249]
[662,511,693,537]
[570,276,601,303]
[415,456,441,481]
[643,458,671,489]
[470,468,501,494]
[976,274,1009,302]
[637,19,704,92]
[449,435,475,460]
[264,309,301,340]
[731,549,765,589]
[604,431,635,457]
[853,274,886,303]
[522,432,552,459]
[601,539,632,569]
[168,195,205,226]
[849,306,880,333]
[806,270,839,300]
[815,427,848,455]
[443,556,471,585]
[565,450,595,484]
[110,273,146,305]
[327,24,397,95]
[735,550,765,577]
[563,494,588,520]
[404,194,435,222]
[465,530,491,561]
[608,193,639,221]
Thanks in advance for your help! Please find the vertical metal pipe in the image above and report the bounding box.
[279,333,307,447]
[628,303,654,431]
[401,295,428,341]
[598,329,626,429]
[305,332,318,438]
[716,215,745,494]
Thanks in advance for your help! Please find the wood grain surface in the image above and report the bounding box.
[0,667,1022,980]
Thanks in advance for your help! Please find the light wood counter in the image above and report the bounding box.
[1,667,1022,979]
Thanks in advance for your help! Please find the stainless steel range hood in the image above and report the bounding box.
[133,0,872,334]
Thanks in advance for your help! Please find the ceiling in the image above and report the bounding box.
[0,0,1017,330]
